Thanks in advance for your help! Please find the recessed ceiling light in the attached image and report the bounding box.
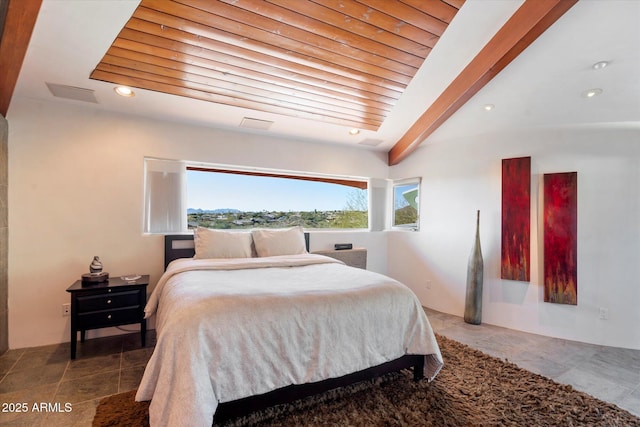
[114,86,135,97]
[483,104,495,111]
[592,61,609,70]
[349,129,360,135]
[581,88,603,98]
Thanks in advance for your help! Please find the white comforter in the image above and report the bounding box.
[136,254,443,427]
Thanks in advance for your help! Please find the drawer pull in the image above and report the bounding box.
[107,315,112,319]
[107,299,112,304]
[108,289,112,293]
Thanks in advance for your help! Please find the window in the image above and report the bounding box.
[392,178,420,230]
[186,166,368,230]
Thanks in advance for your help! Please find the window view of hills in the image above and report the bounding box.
[187,208,367,229]
[187,170,369,229]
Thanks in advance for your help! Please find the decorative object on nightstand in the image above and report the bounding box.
[313,247,367,269]
[81,255,109,284]
[66,275,149,359]
[90,256,102,272]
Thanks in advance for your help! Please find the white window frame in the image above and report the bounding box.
[144,158,375,233]
[391,177,421,231]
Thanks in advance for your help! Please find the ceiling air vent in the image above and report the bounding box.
[239,117,274,130]
[46,83,98,103]
[358,138,383,147]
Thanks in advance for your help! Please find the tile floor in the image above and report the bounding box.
[426,308,640,419]
[0,330,156,426]
[0,310,638,426]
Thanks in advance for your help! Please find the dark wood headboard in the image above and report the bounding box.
[164,232,310,270]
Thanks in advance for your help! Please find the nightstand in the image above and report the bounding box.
[312,248,367,269]
[66,275,149,359]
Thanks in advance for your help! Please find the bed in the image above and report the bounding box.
[136,227,443,427]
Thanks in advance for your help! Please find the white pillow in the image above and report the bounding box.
[251,227,307,257]
[193,227,254,259]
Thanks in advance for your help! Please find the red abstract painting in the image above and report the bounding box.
[543,172,578,305]
[501,157,531,281]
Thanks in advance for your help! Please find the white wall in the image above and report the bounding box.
[9,97,639,350]
[388,125,640,350]
[7,98,389,349]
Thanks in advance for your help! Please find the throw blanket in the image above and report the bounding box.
[136,254,443,427]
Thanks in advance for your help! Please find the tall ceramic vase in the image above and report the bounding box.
[464,210,483,325]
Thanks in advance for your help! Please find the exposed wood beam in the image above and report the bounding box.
[187,166,368,190]
[388,0,579,165]
[0,0,41,117]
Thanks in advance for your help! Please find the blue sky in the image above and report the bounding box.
[394,184,419,209]
[187,170,366,212]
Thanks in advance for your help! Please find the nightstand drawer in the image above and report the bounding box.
[77,306,141,329]
[76,290,141,312]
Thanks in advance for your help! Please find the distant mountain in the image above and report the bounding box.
[187,208,241,214]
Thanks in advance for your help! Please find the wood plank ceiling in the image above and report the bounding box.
[90,0,465,132]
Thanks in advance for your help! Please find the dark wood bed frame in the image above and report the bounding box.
[163,234,425,422]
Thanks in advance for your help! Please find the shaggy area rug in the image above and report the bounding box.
[93,335,640,426]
